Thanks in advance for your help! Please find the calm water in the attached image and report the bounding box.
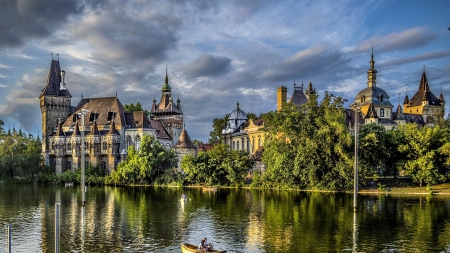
[0,185,450,253]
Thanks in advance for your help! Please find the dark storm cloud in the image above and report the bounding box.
[354,27,439,53]
[184,54,232,79]
[0,0,85,48]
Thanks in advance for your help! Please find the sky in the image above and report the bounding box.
[0,0,449,142]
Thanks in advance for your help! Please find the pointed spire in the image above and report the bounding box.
[367,47,377,88]
[88,121,100,136]
[365,103,378,119]
[403,93,409,105]
[162,65,171,92]
[72,121,81,136]
[55,121,65,137]
[395,104,405,120]
[107,119,120,135]
[174,126,197,149]
[419,68,430,92]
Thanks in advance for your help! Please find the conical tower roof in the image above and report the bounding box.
[174,127,196,149]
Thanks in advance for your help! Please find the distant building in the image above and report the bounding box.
[277,81,316,110]
[40,59,192,174]
[349,50,441,130]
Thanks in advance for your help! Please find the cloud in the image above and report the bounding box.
[261,44,352,83]
[0,0,86,49]
[184,54,232,79]
[354,27,439,53]
[379,50,450,68]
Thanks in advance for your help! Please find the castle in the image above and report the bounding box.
[40,59,196,174]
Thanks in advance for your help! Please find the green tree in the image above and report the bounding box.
[358,123,389,177]
[181,143,252,186]
[208,114,229,144]
[124,102,150,117]
[397,124,448,186]
[246,113,258,121]
[110,135,176,184]
[261,92,354,190]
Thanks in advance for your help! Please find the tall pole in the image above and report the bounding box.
[353,106,359,212]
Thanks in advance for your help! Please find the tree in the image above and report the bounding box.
[124,102,150,117]
[110,135,177,184]
[261,92,354,190]
[181,143,253,186]
[397,124,448,186]
[208,114,229,144]
[246,113,258,121]
[358,123,389,177]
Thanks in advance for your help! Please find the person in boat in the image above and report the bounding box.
[198,239,207,252]
[204,237,213,251]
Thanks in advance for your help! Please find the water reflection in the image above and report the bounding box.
[1,186,450,252]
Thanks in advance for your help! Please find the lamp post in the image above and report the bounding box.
[78,108,89,206]
[351,103,359,212]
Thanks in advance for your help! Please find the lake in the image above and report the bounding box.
[1,185,450,252]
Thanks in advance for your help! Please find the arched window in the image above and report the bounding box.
[241,138,244,150]
[135,135,141,151]
[380,94,384,102]
[237,141,240,151]
[247,138,250,152]
[126,135,132,150]
[232,141,235,150]
[252,138,255,153]
[380,108,385,117]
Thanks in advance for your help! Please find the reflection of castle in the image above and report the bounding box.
[40,59,195,174]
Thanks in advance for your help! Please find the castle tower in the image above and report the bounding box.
[277,86,287,111]
[39,59,72,166]
[150,67,183,146]
[174,124,197,169]
[354,49,393,117]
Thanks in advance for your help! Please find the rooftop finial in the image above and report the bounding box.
[423,65,426,73]
[51,53,53,60]
[57,53,59,61]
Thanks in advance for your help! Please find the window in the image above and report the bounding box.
[103,141,107,150]
[379,94,384,102]
[252,139,255,153]
[241,138,244,150]
[258,136,261,147]
[232,141,235,150]
[67,161,71,171]
[101,161,106,171]
[237,141,240,150]
[126,136,132,150]
[135,135,141,151]
[67,143,71,151]
[94,143,99,153]
[380,108,384,117]
[247,139,250,152]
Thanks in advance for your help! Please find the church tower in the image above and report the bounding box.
[39,59,72,166]
[150,67,183,146]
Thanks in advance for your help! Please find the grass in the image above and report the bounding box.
[360,176,450,195]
